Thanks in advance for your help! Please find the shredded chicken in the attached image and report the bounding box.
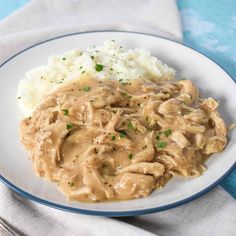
[20,76,228,202]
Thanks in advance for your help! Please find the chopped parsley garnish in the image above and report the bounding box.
[66,122,74,129]
[17,96,21,99]
[62,109,69,116]
[147,127,154,131]
[62,57,66,60]
[156,141,167,149]
[110,68,113,71]
[120,92,127,97]
[81,70,86,74]
[164,128,172,137]
[156,135,160,140]
[127,121,134,129]
[82,86,91,92]
[95,63,104,72]
[119,132,126,138]
[91,56,94,59]
[128,153,133,160]
[120,92,132,98]
[158,131,163,135]
[79,66,83,69]
[68,182,75,187]
[111,135,116,141]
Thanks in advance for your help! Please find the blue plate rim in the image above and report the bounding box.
[0,30,235,217]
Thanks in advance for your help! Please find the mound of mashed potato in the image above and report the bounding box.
[17,40,175,116]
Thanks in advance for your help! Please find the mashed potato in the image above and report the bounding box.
[17,40,175,116]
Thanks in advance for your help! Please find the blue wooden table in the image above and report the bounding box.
[1,0,235,198]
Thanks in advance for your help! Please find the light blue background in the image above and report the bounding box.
[0,0,235,198]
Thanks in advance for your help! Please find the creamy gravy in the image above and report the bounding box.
[20,76,227,202]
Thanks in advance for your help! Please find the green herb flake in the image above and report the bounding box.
[156,141,167,149]
[164,129,172,137]
[95,64,104,72]
[111,135,116,141]
[62,57,66,60]
[81,71,86,74]
[120,92,128,97]
[68,182,75,187]
[91,56,94,59]
[142,145,147,149]
[128,153,133,160]
[62,109,69,116]
[82,86,91,92]
[119,132,126,138]
[17,96,21,99]
[127,121,134,129]
[156,135,160,140]
[66,123,74,129]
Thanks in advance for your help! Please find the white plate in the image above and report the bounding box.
[0,31,235,216]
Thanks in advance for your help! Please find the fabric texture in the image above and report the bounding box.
[0,0,235,236]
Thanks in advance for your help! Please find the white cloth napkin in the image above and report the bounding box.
[0,0,182,64]
[0,1,235,236]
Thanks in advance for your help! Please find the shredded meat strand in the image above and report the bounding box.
[20,76,228,202]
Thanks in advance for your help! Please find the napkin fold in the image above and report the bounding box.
[0,184,155,236]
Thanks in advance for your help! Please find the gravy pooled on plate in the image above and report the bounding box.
[20,76,227,202]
